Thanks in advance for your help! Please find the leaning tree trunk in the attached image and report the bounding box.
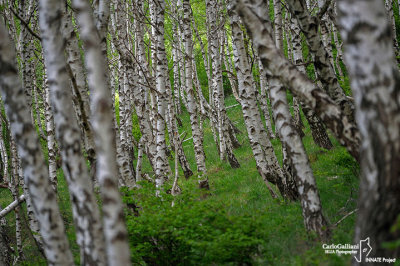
[290,15,333,150]
[235,0,335,239]
[257,56,275,138]
[71,0,131,264]
[229,7,297,200]
[61,7,97,177]
[233,0,360,162]
[338,0,400,262]
[286,0,355,122]
[0,20,74,265]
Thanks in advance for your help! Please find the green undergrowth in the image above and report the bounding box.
[0,96,360,265]
[122,95,359,265]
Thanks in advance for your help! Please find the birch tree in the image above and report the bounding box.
[71,0,131,263]
[233,0,360,162]
[234,0,334,239]
[182,0,208,179]
[338,0,400,260]
[286,0,355,122]
[206,0,240,168]
[39,0,108,263]
[0,19,74,265]
[228,6,297,200]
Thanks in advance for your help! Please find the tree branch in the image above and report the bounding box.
[9,7,41,41]
[0,195,25,218]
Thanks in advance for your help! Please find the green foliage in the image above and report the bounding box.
[122,183,265,265]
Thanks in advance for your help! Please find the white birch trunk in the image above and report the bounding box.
[229,8,297,199]
[71,0,131,264]
[234,0,361,161]
[39,0,108,264]
[183,0,208,176]
[0,20,74,265]
[338,0,400,260]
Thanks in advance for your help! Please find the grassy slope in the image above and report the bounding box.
[0,95,359,265]
[125,95,359,265]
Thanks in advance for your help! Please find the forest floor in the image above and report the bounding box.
[0,95,359,265]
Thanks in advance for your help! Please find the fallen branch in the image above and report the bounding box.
[226,103,240,110]
[333,208,358,228]
[0,195,25,218]
[183,136,193,143]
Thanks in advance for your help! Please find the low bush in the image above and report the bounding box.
[122,182,267,265]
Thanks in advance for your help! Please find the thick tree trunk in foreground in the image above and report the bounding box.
[338,0,400,262]
[0,20,74,265]
[39,0,108,264]
[71,0,131,264]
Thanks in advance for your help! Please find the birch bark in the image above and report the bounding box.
[71,0,131,263]
[229,8,296,199]
[338,0,400,260]
[234,0,360,161]
[183,0,207,177]
[286,0,355,122]
[0,20,73,265]
[39,0,107,263]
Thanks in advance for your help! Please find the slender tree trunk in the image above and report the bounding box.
[133,0,158,172]
[151,0,172,190]
[183,0,208,178]
[71,0,131,264]
[136,136,144,181]
[62,7,97,177]
[42,73,58,191]
[290,15,333,149]
[338,0,400,261]
[33,85,46,140]
[207,0,240,168]
[257,56,275,138]
[109,0,137,188]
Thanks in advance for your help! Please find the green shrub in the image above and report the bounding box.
[122,183,266,265]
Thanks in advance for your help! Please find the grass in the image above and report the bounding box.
[0,94,359,265]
